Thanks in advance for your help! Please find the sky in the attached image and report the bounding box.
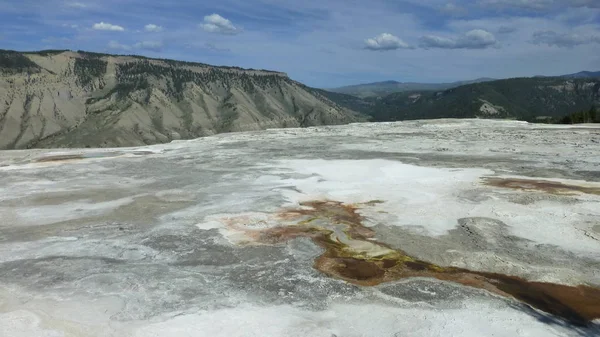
[0,0,599,88]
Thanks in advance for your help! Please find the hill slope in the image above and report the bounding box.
[327,78,495,98]
[560,71,600,79]
[321,77,600,122]
[0,50,365,149]
[327,71,600,98]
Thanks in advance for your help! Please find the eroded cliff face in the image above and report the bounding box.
[0,50,364,149]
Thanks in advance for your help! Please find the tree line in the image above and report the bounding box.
[554,106,598,124]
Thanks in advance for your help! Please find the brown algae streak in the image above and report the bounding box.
[257,201,600,326]
[35,151,153,163]
[483,177,600,195]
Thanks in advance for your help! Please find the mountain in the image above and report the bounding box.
[327,71,600,98]
[321,77,600,122]
[327,78,496,98]
[560,71,600,79]
[554,106,599,124]
[0,49,366,149]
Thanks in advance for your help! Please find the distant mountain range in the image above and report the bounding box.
[327,71,600,98]
[559,71,600,79]
[326,78,496,98]
[319,76,600,122]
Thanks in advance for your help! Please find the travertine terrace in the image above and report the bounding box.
[1,119,599,336]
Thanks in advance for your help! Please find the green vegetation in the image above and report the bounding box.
[76,50,114,58]
[72,49,280,73]
[113,78,150,100]
[74,57,107,87]
[142,56,280,73]
[114,60,289,101]
[1,49,283,75]
[554,106,599,124]
[322,77,600,122]
[314,89,373,116]
[24,49,69,56]
[0,50,40,74]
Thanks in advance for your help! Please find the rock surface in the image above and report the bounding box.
[0,119,599,336]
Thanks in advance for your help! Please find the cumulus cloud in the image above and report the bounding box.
[144,24,163,32]
[364,33,412,51]
[134,41,164,51]
[107,41,131,51]
[93,22,124,31]
[420,29,497,49]
[531,30,600,47]
[200,14,240,35]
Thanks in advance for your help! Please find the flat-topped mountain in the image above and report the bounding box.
[0,49,365,149]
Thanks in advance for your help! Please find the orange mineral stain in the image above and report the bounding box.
[241,200,600,326]
[483,177,600,195]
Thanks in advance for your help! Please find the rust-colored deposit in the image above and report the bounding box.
[251,201,600,326]
[35,151,153,163]
[483,177,600,195]
[36,154,88,162]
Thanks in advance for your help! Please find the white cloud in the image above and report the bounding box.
[531,30,600,47]
[134,41,164,51]
[364,33,412,51]
[420,29,498,49]
[144,24,163,33]
[107,41,131,51]
[93,22,125,32]
[200,14,241,35]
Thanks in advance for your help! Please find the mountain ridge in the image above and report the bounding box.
[3,49,288,75]
[327,77,496,98]
[0,49,365,149]
[320,76,600,122]
[560,71,600,79]
[328,72,600,98]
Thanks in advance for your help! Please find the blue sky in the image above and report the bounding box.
[1,0,599,87]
